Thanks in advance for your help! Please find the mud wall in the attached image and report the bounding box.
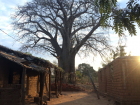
[98,57,140,104]
[0,87,21,105]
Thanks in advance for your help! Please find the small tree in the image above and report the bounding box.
[76,63,98,82]
[77,63,96,76]
[101,45,127,67]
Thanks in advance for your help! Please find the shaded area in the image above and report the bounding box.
[51,82,85,91]
[48,92,115,105]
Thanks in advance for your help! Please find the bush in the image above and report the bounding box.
[76,75,98,84]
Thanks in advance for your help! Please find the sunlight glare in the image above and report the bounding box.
[139,58,140,62]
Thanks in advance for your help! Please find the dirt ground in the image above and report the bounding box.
[27,83,116,105]
[47,91,115,105]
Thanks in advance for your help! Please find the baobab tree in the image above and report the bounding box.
[12,0,140,73]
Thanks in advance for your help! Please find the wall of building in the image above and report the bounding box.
[98,57,140,104]
[0,57,50,104]
[0,87,21,105]
[120,58,140,104]
[0,58,10,87]
[0,57,23,87]
[25,70,50,100]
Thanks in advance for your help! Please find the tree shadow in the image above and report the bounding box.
[48,92,115,105]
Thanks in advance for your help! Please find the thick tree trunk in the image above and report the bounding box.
[58,53,76,83]
[58,54,75,73]
[69,55,75,73]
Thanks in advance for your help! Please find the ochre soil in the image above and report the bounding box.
[47,91,115,105]
[27,83,115,105]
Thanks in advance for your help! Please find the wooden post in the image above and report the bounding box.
[37,74,40,93]
[26,74,29,95]
[39,73,45,105]
[55,70,58,98]
[21,67,26,105]
[60,71,62,95]
[49,68,51,101]
[8,68,13,84]
[87,69,100,99]
[19,70,22,84]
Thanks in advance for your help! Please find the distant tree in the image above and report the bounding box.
[101,45,127,67]
[128,51,131,56]
[77,63,97,76]
[119,46,127,57]
[76,70,82,79]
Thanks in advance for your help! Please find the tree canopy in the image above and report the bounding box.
[77,63,96,76]
[12,0,140,73]
[76,63,98,82]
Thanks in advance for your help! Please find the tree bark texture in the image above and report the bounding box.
[58,54,75,73]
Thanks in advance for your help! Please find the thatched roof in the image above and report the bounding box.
[0,45,61,72]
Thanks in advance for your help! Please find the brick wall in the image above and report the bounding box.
[0,57,50,103]
[0,59,9,87]
[98,56,140,105]
[44,73,49,97]
[0,88,21,105]
[25,71,50,100]
[29,76,38,96]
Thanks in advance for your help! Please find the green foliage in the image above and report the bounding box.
[95,0,117,14]
[77,75,98,84]
[58,67,64,72]
[77,63,96,76]
[113,10,136,37]
[76,63,98,83]
[79,76,90,84]
[25,52,32,55]
[113,0,140,36]
[95,0,140,36]
[94,0,117,27]
[76,70,82,79]
[46,60,49,62]
[12,0,140,75]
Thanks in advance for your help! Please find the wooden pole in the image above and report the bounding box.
[26,74,29,95]
[37,74,40,93]
[49,67,51,101]
[55,70,58,98]
[87,69,100,99]
[60,71,62,95]
[39,73,45,105]
[21,67,26,105]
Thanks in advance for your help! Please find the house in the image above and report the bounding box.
[98,56,140,105]
[0,45,62,105]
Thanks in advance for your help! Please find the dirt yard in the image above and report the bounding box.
[47,91,115,105]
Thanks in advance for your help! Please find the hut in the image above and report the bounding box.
[0,45,62,105]
[98,56,140,105]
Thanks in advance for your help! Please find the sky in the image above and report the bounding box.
[0,0,140,71]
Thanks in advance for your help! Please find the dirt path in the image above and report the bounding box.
[47,91,115,105]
